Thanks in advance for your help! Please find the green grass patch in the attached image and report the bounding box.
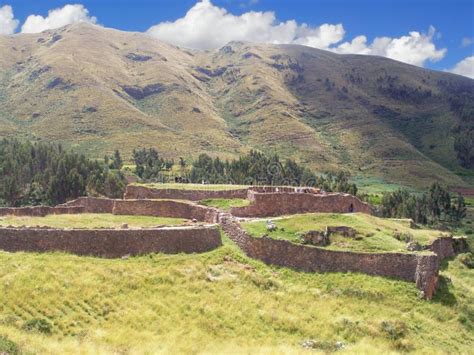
[0,214,189,229]
[242,213,444,252]
[0,234,472,353]
[199,198,250,211]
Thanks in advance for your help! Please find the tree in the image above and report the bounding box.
[111,150,123,170]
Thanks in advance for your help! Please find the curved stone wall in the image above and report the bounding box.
[230,191,373,217]
[0,225,221,258]
[59,197,115,213]
[218,213,439,299]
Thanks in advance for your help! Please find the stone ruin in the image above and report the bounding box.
[0,185,469,299]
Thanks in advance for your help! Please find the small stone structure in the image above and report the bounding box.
[0,225,221,258]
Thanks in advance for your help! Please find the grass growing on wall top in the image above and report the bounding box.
[0,234,472,354]
[0,214,189,229]
[199,198,250,211]
[242,213,445,253]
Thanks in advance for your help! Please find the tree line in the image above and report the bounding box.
[2,140,466,227]
[0,139,126,207]
[188,151,358,194]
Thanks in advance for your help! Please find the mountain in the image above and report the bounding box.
[0,23,472,189]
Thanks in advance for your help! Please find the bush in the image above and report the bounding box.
[0,335,20,355]
[458,253,474,269]
[22,318,52,335]
[392,232,413,243]
[380,320,407,341]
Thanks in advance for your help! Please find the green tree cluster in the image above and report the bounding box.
[188,151,357,194]
[380,183,466,224]
[0,139,126,206]
[132,148,174,181]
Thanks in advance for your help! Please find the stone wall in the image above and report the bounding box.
[124,185,249,201]
[0,206,85,217]
[218,213,439,299]
[113,199,219,223]
[428,236,455,262]
[231,192,373,217]
[0,225,221,258]
[59,197,115,213]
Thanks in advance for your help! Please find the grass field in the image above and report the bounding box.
[0,234,472,354]
[199,198,251,211]
[133,183,249,191]
[0,214,189,229]
[242,213,445,252]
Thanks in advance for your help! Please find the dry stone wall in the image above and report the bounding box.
[0,226,221,258]
[124,185,249,201]
[0,206,84,217]
[113,199,219,223]
[231,191,373,217]
[59,197,115,213]
[218,213,439,299]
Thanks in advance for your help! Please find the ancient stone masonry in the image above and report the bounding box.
[124,185,249,201]
[218,213,440,299]
[428,235,469,262]
[231,191,373,217]
[0,186,467,300]
[0,206,84,217]
[113,199,219,223]
[59,197,115,213]
[0,226,221,258]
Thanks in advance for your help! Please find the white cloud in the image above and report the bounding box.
[447,56,474,79]
[461,37,473,47]
[147,0,343,50]
[0,5,19,35]
[21,4,97,34]
[334,26,447,67]
[147,0,446,67]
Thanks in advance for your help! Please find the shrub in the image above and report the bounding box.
[458,253,474,269]
[380,320,407,341]
[392,232,413,242]
[0,335,20,355]
[22,318,53,335]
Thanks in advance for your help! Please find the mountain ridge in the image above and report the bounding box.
[0,23,472,188]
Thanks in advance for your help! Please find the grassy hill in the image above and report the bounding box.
[0,235,472,354]
[0,23,472,189]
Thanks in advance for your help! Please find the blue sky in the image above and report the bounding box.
[2,0,473,75]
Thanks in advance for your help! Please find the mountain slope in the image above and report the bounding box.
[0,23,472,188]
